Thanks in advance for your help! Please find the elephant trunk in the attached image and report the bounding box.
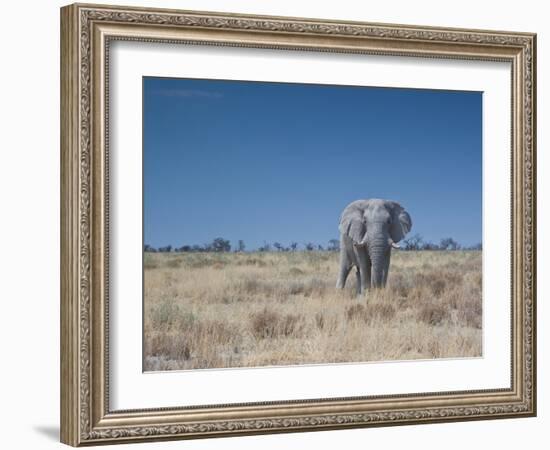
[367,232,391,288]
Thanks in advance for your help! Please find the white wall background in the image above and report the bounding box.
[0,1,545,449]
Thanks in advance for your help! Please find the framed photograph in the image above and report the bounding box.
[60,3,536,446]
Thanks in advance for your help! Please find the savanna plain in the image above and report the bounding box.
[144,251,482,371]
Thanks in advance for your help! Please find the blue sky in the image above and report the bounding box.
[143,77,482,250]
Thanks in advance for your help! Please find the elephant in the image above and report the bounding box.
[336,199,412,295]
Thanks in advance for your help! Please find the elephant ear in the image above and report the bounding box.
[339,206,366,245]
[388,202,412,243]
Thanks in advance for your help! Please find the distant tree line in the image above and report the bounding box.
[144,238,340,253]
[401,234,482,251]
[144,236,481,253]
[145,237,232,253]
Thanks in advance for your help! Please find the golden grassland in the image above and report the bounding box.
[143,250,482,371]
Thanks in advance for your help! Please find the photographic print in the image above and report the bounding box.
[143,77,482,371]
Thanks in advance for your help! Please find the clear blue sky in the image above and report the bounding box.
[143,77,482,250]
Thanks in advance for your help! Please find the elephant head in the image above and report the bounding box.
[339,199,412,288]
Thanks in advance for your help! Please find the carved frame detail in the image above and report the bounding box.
[61,3,536,446]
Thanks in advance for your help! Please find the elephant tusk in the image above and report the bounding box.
[388,238,400,249]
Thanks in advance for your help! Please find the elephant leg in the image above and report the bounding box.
[355,247,369,296]
[382,251,391,287]
[365,257,372,290]
[355,269,361,296]
[336,249,351,289]
[337,265,351,289]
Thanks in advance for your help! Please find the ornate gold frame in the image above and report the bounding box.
[60,3,536,446]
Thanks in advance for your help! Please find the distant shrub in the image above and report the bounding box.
[327,239,340,252]
[279,314,303,337]
[240,278,263,295]
[258,242,272,252]
[146,318,234,365]
[151,299,180,328]
[166,258,182,268]
[236,240,246,252]
[170,335,192,361]
[288,267,305,276]
[370,303,396,321]
[388,273,412,298]
[236,257,268,267]
[462,307,482,329]
[440,237,461,250]
[185,255,213,268]
[429,279,446,296]
[346,303,396,324]
[457,294,483,329]
[421,241,439,250]
[286,281,306,296]
[346,304,367,322]
[144,254,159,269]
[210,237,231,252]
[418,302,448,326]
[250,308,305,339]
[250,309,280,339]
[403,234,424,250]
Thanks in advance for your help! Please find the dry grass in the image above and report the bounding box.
[143,250,482,371]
